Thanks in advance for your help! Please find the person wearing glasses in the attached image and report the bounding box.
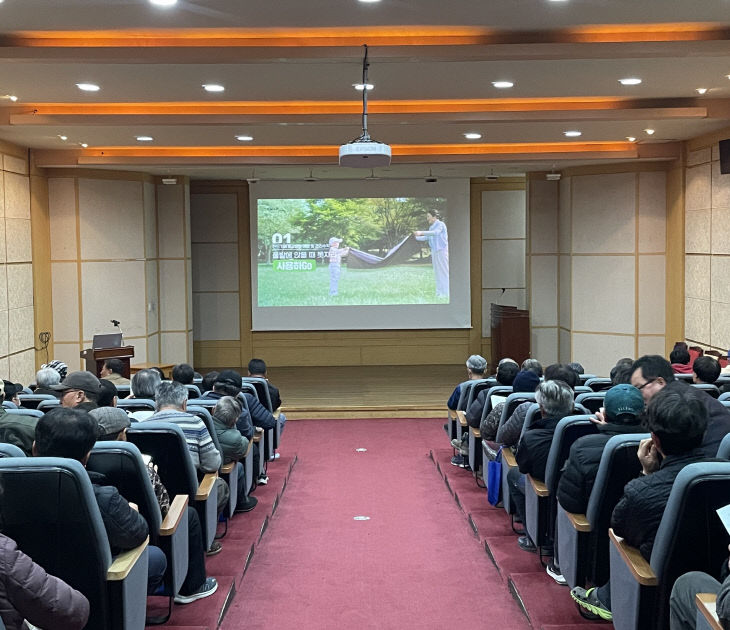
[629,355,730,457]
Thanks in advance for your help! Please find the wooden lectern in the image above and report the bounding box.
[490,303,530,369]
[80,346,135,378]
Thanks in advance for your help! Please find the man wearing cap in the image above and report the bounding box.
[447,355,488,467]
[557,384,646,516]
[0,380,36,455]
[52,371,102,411]
[327,237,349,296]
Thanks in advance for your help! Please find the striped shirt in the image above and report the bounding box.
[149,409,221,473]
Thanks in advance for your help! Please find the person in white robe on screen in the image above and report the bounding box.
[414,210,449,299]
[328,237,349,296]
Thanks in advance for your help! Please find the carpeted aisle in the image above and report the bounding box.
[221,418,530,629]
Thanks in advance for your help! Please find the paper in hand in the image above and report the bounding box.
[716,503,730,535]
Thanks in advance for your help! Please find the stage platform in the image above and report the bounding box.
[235,365,465,419]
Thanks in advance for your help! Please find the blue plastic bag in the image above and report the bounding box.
[487,446,503,506]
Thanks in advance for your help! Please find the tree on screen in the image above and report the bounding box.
[258,199,303,262]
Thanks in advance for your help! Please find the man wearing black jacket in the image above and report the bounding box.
[571,386,709,621]
[33,407,167,595]
[557,383,645,515]
[508,379,575,553]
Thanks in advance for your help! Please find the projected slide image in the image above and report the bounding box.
[257,197,449,307]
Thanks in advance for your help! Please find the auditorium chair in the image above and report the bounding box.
[573,385,592,395]
[674,373,694,382]
[719,393,730,403]
[609,462,730,630]
[577,374,597,385]
[447,379,498,442]
[584,377,613,392]
[17,393,56,409]
[0,443,25,458]
[115,385,131,398]
[187,404,240,517]
[37,399,61,412]
[88,441,189,624]
[716,433,730,459]
[556,433,647,589]
[4,408,43,419]
[116,399,155,413]
[499,402,540,519]
[523,415,597,564]
[1,401,16,409]
[722,401,730,412]
[574,391,608,414]
[243,377,281,463]
[0,457,149,630]
[691,383,721,398]
[185,384,202,398]
[127,422,219,551]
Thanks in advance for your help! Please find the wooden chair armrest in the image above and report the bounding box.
[527,474,549,497]
[160,494,188,536]
[273,409,281,420]
[196,472,218,501]
[220,462,236,475]
[609,528,657,586]
[107,537,149,581]
[469,426,481,438]
[564,510,591,532]
[502,449,517,467]
[696,594,723,630]
[447,408,456,421]
[243,438,254,457]
[456,410,468,427]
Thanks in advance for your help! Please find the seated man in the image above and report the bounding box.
[128,368,162,421]
[610,357,635,385]
[0,532,90,630]
[496,363,578,448]
[91,406,219,603]
[0,381,36,455]
[33,366,62,397]
[100,358,130,386]
[693,355,721,385]
[508,379,575,553]
[32,407,167,596]
[670,346,693,374]
[447,355,488,411]
[477,367,538,444]
[212,396,257,512]
[557,383,646,515]
[571,386,709,621]
[52,371,101,411]
[248,358,287,435]
[148,381,232,518]
[670,552,730,630]
[172,363,195,386]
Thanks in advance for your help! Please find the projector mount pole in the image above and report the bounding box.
[360,44,370,142]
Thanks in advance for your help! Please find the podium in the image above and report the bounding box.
[490,303,530,369]
[80,346,135,378]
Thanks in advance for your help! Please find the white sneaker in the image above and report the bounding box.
[174,577,218,604]
[546,562,567,586]
[257,475,269,485]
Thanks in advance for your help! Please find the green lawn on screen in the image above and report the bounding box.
[257,263,449,307]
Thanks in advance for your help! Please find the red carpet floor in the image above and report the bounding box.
[221,418,531,630]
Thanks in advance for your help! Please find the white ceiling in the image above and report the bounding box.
[1,0,730,180]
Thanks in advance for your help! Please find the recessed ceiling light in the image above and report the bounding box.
[564,130,582,137]
[619,78,642,86]
[136,136,154,142]
[464,132,482,140]
[149,0,177,5]
[235,135,254,141]
[644,128,655,135]
[58,135,68,141]
[202,84,225,93]
[626,136,637,142]
[76,83,100,92]
[353,83,374,91]
[696,88,708,94]
[492,81,514,89]
[80,143,88,148]
[358,0,382,3]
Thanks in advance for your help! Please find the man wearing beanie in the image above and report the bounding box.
[448,355,488,467]
[557,384,646,516]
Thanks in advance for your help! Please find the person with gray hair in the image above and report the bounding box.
[148,381,237,527]
[34,367,61,397]
[212,396,257,513]
[508,379,575,554]
[521,358,543,378]
[131,369,161,399]
[448,354,489,468]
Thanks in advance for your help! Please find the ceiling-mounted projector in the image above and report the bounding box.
[339,44,391,167]
[339,141,391,167]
